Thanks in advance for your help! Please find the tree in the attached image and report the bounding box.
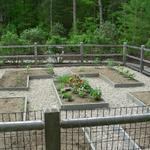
[98,0,103,27]
[118,0,150,45]
[73,0,77,33]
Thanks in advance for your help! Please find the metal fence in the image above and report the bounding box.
[0,111,45,150]
[60,106,150,150]
[0,106,149,150]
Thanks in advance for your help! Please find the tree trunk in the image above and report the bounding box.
[50,0,53,33]
[98,0,103,27]
[73,0,77,33]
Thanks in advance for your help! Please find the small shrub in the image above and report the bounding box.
[62,92,73,102]
[116,66,135,80]
[78,88,87,98]
[20,27,47,44]
[57,75,70,84]
[80,80,92,93]
[107,59,116,68]
[47,64,54,74]
[90,88,102,101]
[26,65,31,74]
[51,23,66,36]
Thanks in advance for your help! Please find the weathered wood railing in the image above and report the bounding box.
[122,43,150,76]
[0,42,150,75]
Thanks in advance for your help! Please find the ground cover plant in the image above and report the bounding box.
[55,74,102,102]
[106,59,135,80]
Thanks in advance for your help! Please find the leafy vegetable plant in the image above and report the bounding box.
[90,88,102,101]
[62,92,73,102]
[107,59,116,68]
[116,66,135,80]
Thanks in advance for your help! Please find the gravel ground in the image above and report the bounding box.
[0,66,149,110]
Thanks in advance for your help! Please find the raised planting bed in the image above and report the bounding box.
[71,67,99,77]
[127,91,150,106]
[0,70,29,90]
[53,75,108,110]
[0,97,27,121]
[99,67,144,88]
[0,68,54,90]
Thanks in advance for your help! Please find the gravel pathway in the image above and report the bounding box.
[0,66,149,111]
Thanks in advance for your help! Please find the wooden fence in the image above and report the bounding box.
[0,42,150,76]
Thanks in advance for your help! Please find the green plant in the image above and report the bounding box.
[26,65,31,74]
[93,57,101,66]
[90,88,102,101]
[116,66,135,80]
[57,75,70,84]
[80,80,92,93]
[78,87,87,98]
[107,59,116,68]
[62,92,73,102]
[47,64,53,74]
[20,27,47,44]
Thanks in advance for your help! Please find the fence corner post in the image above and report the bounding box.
[140,45,145,73]
[34,42,38,65]
[123,42,127,66]
[80,42,84,63]
[45,108,60,150]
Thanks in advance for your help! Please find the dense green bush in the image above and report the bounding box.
[20,27,47,44]
[0,31,24,45]
[46,35,66,53]
[0,31,32,55]
[51,23,66,36]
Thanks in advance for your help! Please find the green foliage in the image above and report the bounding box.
[26,65,31,74]
[20,27,47,44]
[68,18,117,45]
[47,35,66,45]
[46,35,66,53]
[93,57,101,66]
[0,31,25,45]
[78,87,87,98]
[47,64,54,74]
[118,0,150,45]
[79,80,92,93]
[56,75,70,84]
[52,23,66,36]
[62,92,73,102]
[90,88,102,101]
[107,59,116,68]
[116,66,135,80]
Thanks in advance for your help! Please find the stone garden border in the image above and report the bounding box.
[0,96,28,121]
[52,81,109,110]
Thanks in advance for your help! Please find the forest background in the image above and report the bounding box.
[0,0,150,53]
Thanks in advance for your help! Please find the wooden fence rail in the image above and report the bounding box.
[0,42,150,75]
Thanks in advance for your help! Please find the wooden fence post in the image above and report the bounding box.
[34,42,38,65]
[80,42,84,63]
[45,109,60,150]
[140,45,145,73]
[123,42,127,66]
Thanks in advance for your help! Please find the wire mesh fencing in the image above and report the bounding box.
[60,106,150,150]
[0,106,149,150]
[0,110,45,150]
